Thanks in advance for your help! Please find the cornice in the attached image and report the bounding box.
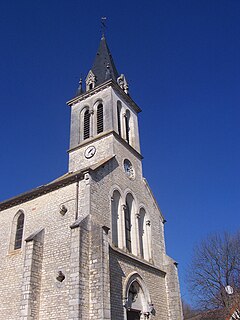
[67,130,114,153]
[67,80,112,105]
[66,80,141,114]
[113,131,143,160]
[68,129,143,160]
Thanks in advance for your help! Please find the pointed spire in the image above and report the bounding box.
[101,17,107,38]
[89,35,119,87]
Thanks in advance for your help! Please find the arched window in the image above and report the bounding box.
[139,208,148,259]
[125,110,130,144]
[83,109,90,140]
[139,209,145,259]
[97,103,104,134]
[111,190,121,247]
[125,193,134,253]
[14,212,24,249]
[125,203,131,252]
[138,208,151,261]
[117,101,122,136]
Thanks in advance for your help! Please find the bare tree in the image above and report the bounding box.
[188,231,240,315]
[182,299,199,319]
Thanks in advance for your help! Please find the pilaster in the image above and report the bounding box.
[164,256,183,320]
[69,217,90,320]
[20,229,45,320]
[89,222,111,320]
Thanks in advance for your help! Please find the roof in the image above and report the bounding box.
[90,35,119,86]
[0,155,115,212]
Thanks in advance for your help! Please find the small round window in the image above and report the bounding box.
[123,159,135,180]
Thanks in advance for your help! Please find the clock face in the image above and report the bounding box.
[84,146,96,159]
[123,159,135,179]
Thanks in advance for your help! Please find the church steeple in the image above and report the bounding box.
[85,36,119,90]
[68,36,141,173]
[91,35,119,85]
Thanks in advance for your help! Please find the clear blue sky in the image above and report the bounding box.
[0,0,239,305]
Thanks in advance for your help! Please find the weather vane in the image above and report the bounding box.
[101,17,107,36]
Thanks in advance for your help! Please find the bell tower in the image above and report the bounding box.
[67,35,142,173]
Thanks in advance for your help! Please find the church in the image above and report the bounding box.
[0,35,183,320]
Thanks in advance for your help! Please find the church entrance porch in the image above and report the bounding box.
[123,272,155,320]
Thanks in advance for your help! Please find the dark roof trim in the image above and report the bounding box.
[0,171,84,212]
[0,156,116,212]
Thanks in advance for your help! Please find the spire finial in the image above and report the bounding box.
[76,77,84,96]
[101,17,107,37]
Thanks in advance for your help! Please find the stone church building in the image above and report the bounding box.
[0,36,183,320]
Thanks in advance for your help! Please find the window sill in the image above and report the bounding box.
[7,248,22,256]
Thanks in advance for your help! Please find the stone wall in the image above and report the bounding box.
[90,138,166,268]
[0,179,88,320]
[89,138,174,318]
[0,131,183,320]
[109,247,169,320]
[164,255,183,320]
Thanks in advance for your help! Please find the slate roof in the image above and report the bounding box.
[0,155,115,211]
[90,35,119,86]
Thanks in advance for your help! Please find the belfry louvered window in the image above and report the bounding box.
[97,103,104,134]
[83,110,90,140]
[117,101,121,136]
[14,212,24,250]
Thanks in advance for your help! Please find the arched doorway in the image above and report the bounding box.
[127,281,142,320]
[123,273,155,320]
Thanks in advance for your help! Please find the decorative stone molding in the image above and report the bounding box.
[102,225,110,235]
[148,303,156,315]
[117,74,129,94]
[84,172,90,181]
[86,70,96,91]
[146,220,151,226]
[76,78,84,95]
[122,297,129,309]
[59,205,67,216]
[56,271,65,282]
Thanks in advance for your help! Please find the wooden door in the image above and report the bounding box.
[127,310,141,320]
